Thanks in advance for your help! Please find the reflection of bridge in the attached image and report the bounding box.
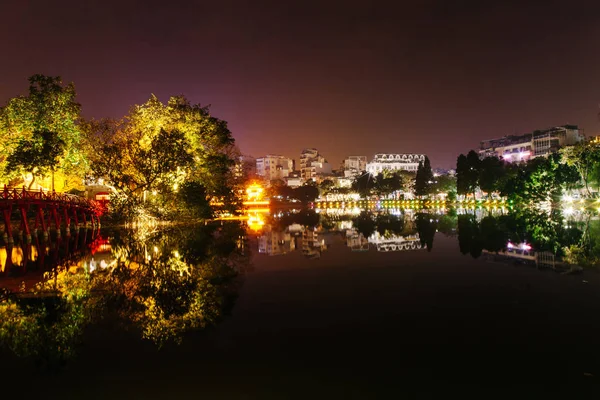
[0,227,101,293]
[367,232,422,252]
[1,186,102,243]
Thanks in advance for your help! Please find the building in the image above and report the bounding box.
[300,148,331,180]
[286,176,304,188]
[256,155,294,181]
[479,125,584,162]
[258,227,295,255]
[532,125,584,157]
[234,155,256,180]
[365,154,425,175]
[343,156,367,177]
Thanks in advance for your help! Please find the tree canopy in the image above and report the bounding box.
[0,75,84,190]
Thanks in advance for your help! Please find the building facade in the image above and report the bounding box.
[479,125,584,162]
[256,155,294,181]
[300,148,331,180]
[366,154,425,175]
[343,156,367,177]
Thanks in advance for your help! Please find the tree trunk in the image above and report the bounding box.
[28,173,36,190]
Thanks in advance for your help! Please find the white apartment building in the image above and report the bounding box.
[479,125,584,163]
[300,148,331,180]
[366,154,425,175]
[256,155,294,181]
[343,156,367,177]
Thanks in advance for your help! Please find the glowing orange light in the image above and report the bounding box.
[246,183,264,201]
[247,212,266,231]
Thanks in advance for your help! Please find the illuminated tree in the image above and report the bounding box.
[0,75,84,190]
[561,142,600,194]
[5,130,65,189]
[84,95,239,218]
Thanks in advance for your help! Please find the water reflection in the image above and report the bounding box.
[0,223,248,367]
[3,204,600,368]
[247,205,600,269]
[249,208,439,255]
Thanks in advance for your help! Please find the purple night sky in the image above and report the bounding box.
[1,0,599,168]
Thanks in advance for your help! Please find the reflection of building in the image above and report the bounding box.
[302,229,327,258]
[343,156,367,177]
[258,227,295,255]
[367,232,423,252]
[345,230,369,251]
[479,125,584,162]
[366,154,425,174]
[256,155,294,181]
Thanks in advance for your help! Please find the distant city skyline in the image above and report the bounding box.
[1,1,599,168]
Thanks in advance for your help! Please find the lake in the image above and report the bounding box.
[1,208,600,396]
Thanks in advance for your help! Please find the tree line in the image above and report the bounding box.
[456,144,600,205]
[0,75,243,221]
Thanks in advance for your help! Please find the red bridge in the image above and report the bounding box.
[1,186,103,243]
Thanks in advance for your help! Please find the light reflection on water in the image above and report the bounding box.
[0,223,249,367]
[1,204,599,368]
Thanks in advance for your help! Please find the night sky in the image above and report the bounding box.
[1,0,599,168]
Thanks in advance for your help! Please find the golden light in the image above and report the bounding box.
[247,212,266,232]
[246,183,264,201]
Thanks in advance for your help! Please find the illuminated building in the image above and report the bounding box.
[300,148,331,180]
[343,156,367,177]
[366,154,425,174]
[256,155,294,181]
[285,176,304,188]
[479,125,584,162]
[234,155,257,179]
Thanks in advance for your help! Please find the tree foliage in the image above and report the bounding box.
[0,75,83,190]
[5,130,65,189]
[456,150,481,196]
[414,156,434,197]
[83,95,239,219]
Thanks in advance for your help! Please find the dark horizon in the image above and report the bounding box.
[1,0,599,168]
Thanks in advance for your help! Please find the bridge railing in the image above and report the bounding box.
[1,185,100,211]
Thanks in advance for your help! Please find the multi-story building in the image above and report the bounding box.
[300,148,331,180]
[343,156,367,177]
[256,155,294,181]
[233,155,257,180]
[532,125,584,157]
[479,125,584,162]
[365,154,425,175]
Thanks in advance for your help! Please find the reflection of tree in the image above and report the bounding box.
[103,223,247,346]
[0,223,248,365]
[416,213,437,251]
[105,255,222,346]
[0,268,97,369]
[353,211,376,238]
[271,210,320,230]
[458,215,483,258]
[375,214,405,237]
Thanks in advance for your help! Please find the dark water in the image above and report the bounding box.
[2,210,600,396]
